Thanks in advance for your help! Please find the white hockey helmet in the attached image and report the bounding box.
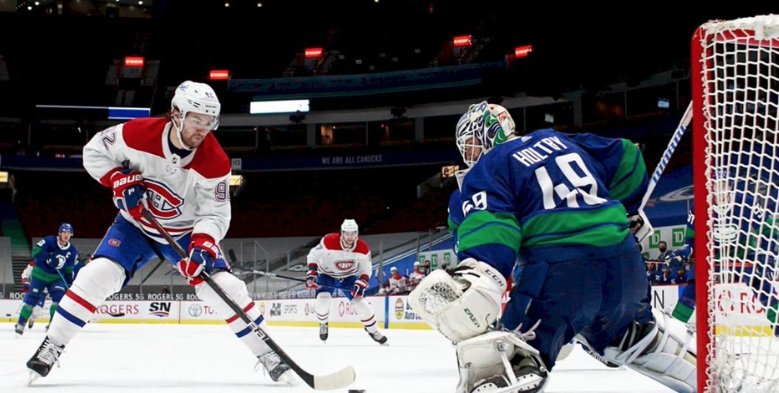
[341,219,359,236]
[456,101,515,167]
[171,81,221,149]
[171,80,221,122]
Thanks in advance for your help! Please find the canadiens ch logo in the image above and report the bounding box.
[143,179,184,219]
[335,260,356,270]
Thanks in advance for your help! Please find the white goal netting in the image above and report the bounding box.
[695,14,779,393]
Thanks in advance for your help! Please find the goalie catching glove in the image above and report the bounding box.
[409,258,506,343]
[177,233,219,286]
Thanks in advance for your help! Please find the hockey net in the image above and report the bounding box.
[693,15,779,393]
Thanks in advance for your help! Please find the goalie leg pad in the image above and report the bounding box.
[455,331,549,393]
[409,259,506,343]
[602,308,696,393]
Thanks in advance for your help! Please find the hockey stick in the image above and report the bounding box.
[140,208,356,390]
[635,102,693,242]
[245,270,340,290]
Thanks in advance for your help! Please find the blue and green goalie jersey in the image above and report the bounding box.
[31,235,79,284]
[457,129,648,277]
[448,189,465,234]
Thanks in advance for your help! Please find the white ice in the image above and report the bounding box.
[0,322,675,393]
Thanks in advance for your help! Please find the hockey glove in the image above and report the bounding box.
[351,274,370,298]
[22,277,30,293]
[177,234,218,286]
[306,264,319,289]
[665,245,692,264]
[111,169,146,220]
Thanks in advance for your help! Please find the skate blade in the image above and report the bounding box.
[27,371,42,385]
[277,370,300,387]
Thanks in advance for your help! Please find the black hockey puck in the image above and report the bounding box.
[348,390,366,393]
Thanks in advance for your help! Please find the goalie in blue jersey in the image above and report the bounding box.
[410,101,697,393]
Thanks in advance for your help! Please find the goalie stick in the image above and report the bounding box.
[140,208,356,391]
[635,102,693,242]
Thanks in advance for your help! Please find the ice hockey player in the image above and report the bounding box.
[16,223,78,336]
[410,101,697,393]
[668,174,779,330]
[25,81,296,386]
[306,219,388,345]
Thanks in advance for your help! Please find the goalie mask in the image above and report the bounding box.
[340,219,359,251]
[456,101,515,169]
[171,80,221,150]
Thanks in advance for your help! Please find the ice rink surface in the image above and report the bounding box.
[1,322,675,393]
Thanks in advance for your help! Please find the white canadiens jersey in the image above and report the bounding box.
[307,233,372,279]
[408,270,425,285]
[83,117,232,244]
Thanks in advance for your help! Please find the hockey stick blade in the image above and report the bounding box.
[106,312,126,317]
[140,208,355,390]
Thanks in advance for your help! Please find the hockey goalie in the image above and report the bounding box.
[410,101,697,393]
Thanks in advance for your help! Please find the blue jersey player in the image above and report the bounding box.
[15,223,78,336]
[410,101,697,393]
[669,179,779,328]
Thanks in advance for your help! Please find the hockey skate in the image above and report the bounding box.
[319,322,328,342]
[27,337,65,383]
[256,351,296,385]
[366,328,388,345]
[14,322,24,336]
[578,340,620,368]
[27,315,37,329]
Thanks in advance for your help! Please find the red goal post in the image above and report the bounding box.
[692,15,779,393]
